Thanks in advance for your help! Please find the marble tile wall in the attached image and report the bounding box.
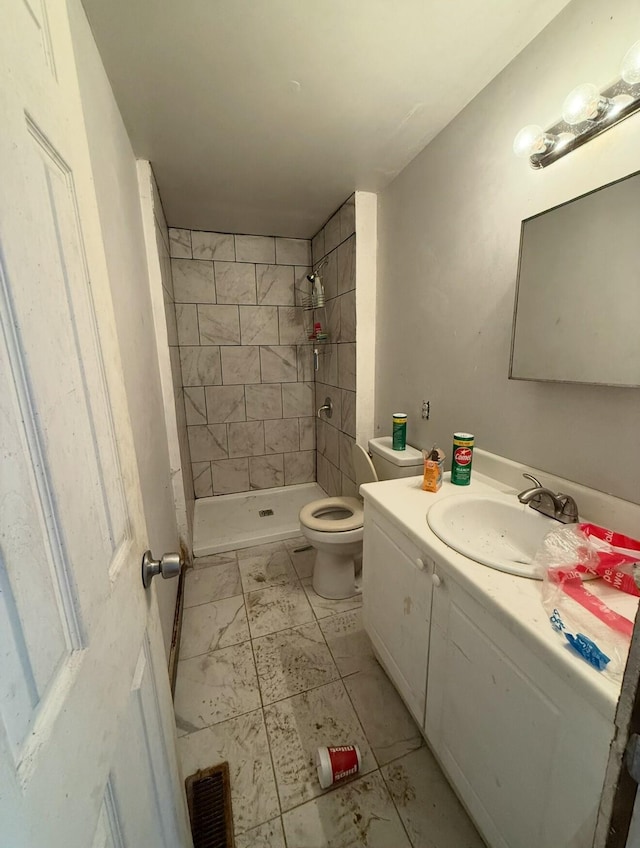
[169,229,315,497]
[311,195,357,497]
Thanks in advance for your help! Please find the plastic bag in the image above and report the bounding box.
[534,523,640,682]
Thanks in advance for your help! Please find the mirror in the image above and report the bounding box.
[509,170,640,387]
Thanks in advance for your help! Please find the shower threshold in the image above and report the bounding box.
[193,482,327,557]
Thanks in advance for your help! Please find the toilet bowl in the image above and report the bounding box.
[299,438,423,599]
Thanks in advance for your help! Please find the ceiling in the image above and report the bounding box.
[82,0,571,238]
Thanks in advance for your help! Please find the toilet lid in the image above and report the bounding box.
[299,497,364,532]
[352,443,378,485]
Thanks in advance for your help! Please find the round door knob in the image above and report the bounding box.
[141,550,183,589]
[416,557,426,571]
[432,573,442,588]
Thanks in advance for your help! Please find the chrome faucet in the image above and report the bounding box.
[316,396,333,419]
[517,473,579,524]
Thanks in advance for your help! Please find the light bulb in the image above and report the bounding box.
[562,83,610,124]
[621,40,640,85]
[513,125,555,158]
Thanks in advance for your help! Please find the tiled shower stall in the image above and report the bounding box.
[169,230,316,497]
[312,196,357,498]
[169,194,358,500]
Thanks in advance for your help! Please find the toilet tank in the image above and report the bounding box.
[368,436,423,480]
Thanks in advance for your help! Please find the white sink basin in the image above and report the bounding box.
[427,493,557,579]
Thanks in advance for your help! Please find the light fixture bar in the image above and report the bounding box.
[528,77,640,169]
[514,40,640,170]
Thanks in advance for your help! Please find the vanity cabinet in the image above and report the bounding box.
[362,505,433,726]
[363,508,614,848]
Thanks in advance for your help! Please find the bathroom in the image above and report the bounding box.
[2,0,640,845]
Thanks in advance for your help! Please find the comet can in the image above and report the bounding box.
[451,433,474,485]
[392,413,407,451]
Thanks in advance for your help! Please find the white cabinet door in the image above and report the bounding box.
[363,507,433,725]
[426,568,612,848]
[0,1,191,845]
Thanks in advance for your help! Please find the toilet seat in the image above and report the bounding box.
[299,497,364,533]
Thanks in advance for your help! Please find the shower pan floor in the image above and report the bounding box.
[193,482,327,557]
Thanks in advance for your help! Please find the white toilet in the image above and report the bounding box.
[299,436,423,599]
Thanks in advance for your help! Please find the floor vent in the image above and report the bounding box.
[258,508,274,517]
[185,762,234,848]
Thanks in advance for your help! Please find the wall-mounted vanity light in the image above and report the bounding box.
[514,40,640,169]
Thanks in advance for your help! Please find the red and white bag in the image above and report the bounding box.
[534,523,640,682]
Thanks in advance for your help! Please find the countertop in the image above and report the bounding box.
[360,471,639,723]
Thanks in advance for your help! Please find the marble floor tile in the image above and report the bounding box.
[235,817,286,848]
[180,595,249,658]
[245,582,315,638]
[283,534,307,550]
[343,665,423,765]
[238,549,297,593]
[382,747,485,848]
[286,542,316,580]
[193,551,237,570]
[178,709,280,834]
[253,622,339,704]
[319,609,378,676]
[174,641,260,732]
[184,561,242,607]
[281,771,411,848]
[236,540,287,561]
[301,577,363,620]
[263,680,377,811]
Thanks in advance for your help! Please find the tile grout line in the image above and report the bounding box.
[244,591,288,840]
[378,762,417,848]
[181,542,421,844]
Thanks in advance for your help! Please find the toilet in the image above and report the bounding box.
[299,436,423,599]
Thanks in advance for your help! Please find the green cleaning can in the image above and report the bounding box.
[451,432,474,485]
[392,413,407,450]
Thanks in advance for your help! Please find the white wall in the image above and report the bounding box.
[69,0,180,654]
[138,164,194,552]
[355,191,377,449]
[375,0,640,504]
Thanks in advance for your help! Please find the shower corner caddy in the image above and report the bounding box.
[301,269,330,344]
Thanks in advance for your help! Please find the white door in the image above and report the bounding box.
[0,1,192,845]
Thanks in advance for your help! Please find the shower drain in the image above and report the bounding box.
[258,508,274,517]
